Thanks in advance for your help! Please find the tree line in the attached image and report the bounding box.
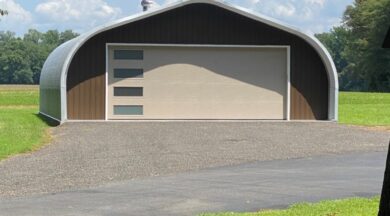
[315,0,390,92]
[0,29,79,84]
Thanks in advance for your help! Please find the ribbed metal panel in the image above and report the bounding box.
[39,39,79,121]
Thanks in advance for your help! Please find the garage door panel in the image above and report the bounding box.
[143,82,283,101]
[109,61,145,69]
[144,102,283,119]
[109,101,284,119]
[107,46,287,120]
[144,48,286,97]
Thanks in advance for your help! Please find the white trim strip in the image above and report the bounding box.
[106,43,290,49]
[39,112,61,123]
[286,46,291,121]
[105,44,109,121]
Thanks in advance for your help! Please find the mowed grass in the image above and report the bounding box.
[200,196,380,216]
[0,85,39,106]
[0,85,50,160]
[339,92,390,126]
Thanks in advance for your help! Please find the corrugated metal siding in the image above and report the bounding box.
[40,39,79,121]
[67,3,329,120]
[67,44,106,120]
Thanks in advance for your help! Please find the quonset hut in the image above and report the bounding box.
[40,0,338,123]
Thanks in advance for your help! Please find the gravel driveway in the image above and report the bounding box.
[0,122,389,197]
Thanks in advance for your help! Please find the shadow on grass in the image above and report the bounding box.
[34,113,60,127]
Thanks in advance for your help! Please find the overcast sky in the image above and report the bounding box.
[0,0,353,36]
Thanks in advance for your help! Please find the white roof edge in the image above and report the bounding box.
[59,0,338,121]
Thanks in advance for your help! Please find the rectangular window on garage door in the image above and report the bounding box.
[114,87,143,96]
[114,68,143,78]
[114,50,143,60]
[114,105,143,115]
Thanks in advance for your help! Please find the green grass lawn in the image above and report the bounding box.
[200,196,380,216]
[0,85,50,160]
[0,85,39,106]
[339,92,390,126]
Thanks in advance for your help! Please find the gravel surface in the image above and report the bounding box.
[0,122,389,197]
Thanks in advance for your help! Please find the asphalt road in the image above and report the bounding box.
[0,122,389,197]
[0,151,387,216]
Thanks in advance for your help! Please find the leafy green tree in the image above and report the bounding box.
[316,0,390,92]
[347,0,390,91]
[316,27,354,90]
[0,29,79,84]
[21,39,47,83]
[0,40,31,84]
[42,30,60,46]
[316,27,350,73]
[24,29,42,44]
[59,30,78,44]
[0,31,15,42]
[13,68,33,84]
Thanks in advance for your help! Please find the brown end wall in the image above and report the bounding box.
[67,3,329,120]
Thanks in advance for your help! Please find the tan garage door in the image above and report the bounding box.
[107,46,288,120]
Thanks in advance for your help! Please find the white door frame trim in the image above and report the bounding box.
[105,43,291,121]
[105,44,109,121]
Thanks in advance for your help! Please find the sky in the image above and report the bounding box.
[0,0,354,36]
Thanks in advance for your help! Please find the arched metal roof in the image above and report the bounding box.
[40,0,338,123]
